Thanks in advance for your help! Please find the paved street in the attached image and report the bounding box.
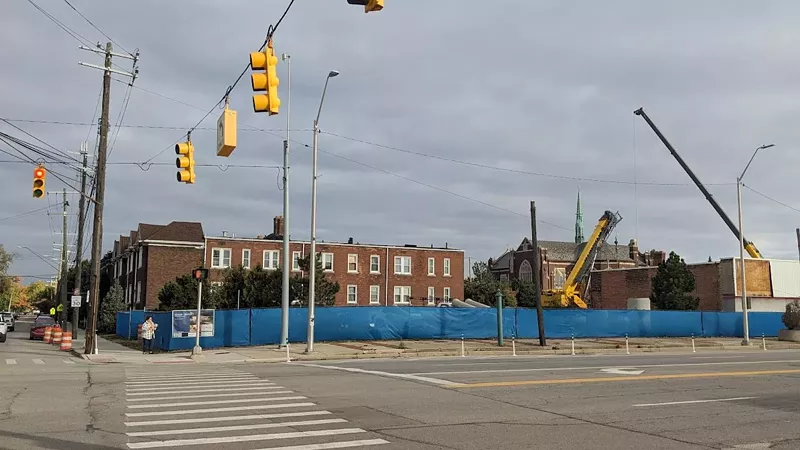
[2,317,800,449]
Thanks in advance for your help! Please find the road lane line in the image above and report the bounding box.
[450,369,800,388]
[32,359,45,365]
[5,359,16,365]
[126,428,367,449]
[124,410,332,427]
[126,385,282,396]
[126,390,293,401]
[298,362,458,386]
[250,440,390,450]
[127,395,307,409]
[126,418,348,436]
[125,402,317,417]
[633,396,757,407]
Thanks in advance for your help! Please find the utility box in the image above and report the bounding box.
[216,107,237,157]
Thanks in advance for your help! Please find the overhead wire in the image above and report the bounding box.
[0,205,57,222]
[25,0,94,47]
[743,184,800,215]
[0,119,80,163]
[61,0,132,55]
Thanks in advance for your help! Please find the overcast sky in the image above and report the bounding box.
[3,1,800,283]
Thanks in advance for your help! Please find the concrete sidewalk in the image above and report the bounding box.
[72,335,800,365]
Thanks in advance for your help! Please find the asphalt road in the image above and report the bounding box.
[2,318,799,449]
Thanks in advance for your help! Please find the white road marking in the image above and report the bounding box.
[126,390,293,402]
[5,359,16,365]
[32,359,45,365]
[125,378,259,387]
[63,359,75,364]
[600,368,645,375]
[126,428,367,449]
[299,362,459,386]
[126,418,348,437]
[125,410,332,427]
[125,375,258,384]
[126,381,273,392]
[127,395,307,409]
[125,402,316,417]
[250,440,389,450]
[126,373,245,380]
[126,385,282,396]
[634,397,757,407]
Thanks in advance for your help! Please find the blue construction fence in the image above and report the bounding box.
[115,308,787,351]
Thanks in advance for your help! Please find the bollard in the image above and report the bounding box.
[137,324,143,343]
[286,342,291,362]
[762,333,767,351]
[512,336,517,357]
[571,334,576,356]
[60,331,72,351]
[691,333,696,353]
[461,335,465,357]
[52,327,63,346]
[43,326,52,343]
[625,334,630,355]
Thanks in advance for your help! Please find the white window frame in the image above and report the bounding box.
[427,257,435,276]
[394,286,411,305]
[322,252,334,272]
[427,287,435,306]
[242,249,251,269]
[211,248,232,269]
[292,251,302,271]
[138,247,143,269]
[347,285,358,304]
[443,258,451,277]
[263,250,280,270]
[554,267,566,289]
[370,255,380,274]
[443,287,451,301]
[394,256,411,275]
[136,281,141,305]
[369,285,380,304]
[347,254,358,273]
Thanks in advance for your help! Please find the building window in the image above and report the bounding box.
[427,257,435,276]
[370,285,380,304]
[370,255,380,273]
[263,250,279,270]
[394,286,411,304]
[519,260,533,282]
[347,285,357,304]
[443,287,451,301]
[211,248,232,269]
[138,248,143,269]
[136,281,141,306]
[322,253,334,272]
[554,267,566,289]
[242,249,251,269]
[443,258,451,277]
[347,254,358,273]
[427,287,435,306]
[292,251,302,271]
[394,256,411,275]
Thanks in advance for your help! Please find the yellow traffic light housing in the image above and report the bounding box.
[32,165,46,198]
[250,39,280,115]
[347,0,383,12]
[175,141,195,184]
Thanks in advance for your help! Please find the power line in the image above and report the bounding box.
[62,0,131,55]
[0,205,57,222]
[1,117,305,133]
[25,0,93,47]
[743,184,800,215]
[0,119,80,163]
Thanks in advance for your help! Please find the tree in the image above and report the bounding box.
[293,255,340,306]
[98,282,125,334]
[0,244,14,305]
[65,260,91,297]
[211,265,247,309]
[157,275,215,311]
[465,261,516,306]
[650,251,699,310]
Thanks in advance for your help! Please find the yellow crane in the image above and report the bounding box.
[543,210,622,308]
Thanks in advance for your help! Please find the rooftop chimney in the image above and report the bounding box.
[347,237,353,244]
[628,239,639,265]
[273,216,285,237]
[222,230,228,238]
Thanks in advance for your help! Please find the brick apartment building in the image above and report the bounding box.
[206,216,465,307]
[108,216,464,309]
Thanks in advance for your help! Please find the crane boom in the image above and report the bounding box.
[633,107,763,259]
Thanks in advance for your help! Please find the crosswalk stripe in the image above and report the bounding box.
[5,359,16,365]
[126,428,367,449]
[251,440,390,450]
[125,402,317,417]
[32,359,45,365]
[126,380,267,391]
[126,418,348,437]
[125,372,244,380]
[124,410,333,427]
[126,390,293,402]
[127,396,307,409]
[125,385,282,396]
[125,376,259,386]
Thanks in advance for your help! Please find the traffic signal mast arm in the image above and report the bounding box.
[634,107,763,259]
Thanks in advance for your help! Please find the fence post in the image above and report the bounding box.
[571,334,575,356]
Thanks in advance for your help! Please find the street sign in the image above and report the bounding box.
[71,295,81,308]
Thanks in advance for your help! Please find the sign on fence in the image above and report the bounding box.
[171,309,215,338]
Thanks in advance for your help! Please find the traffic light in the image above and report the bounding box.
[192,267,208,281]
[250,39,280,115]
[347,0,383,12]
[175,141,195,184]
[32,165,46,198]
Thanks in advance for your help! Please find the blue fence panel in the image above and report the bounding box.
[746,312,784,337]
[152,312,173,350]
[115,310,146,339]
[250,308,283,345]
[703,312,741,337]
[115,312,129,338]
[216,310,251,347]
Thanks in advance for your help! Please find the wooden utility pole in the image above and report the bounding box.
[73,142,88,337]
[530,201,546,347]
[59,188,68,328]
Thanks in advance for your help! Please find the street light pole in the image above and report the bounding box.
[736,143,774,346]
[279,52,292,348]
[306,70,339,354]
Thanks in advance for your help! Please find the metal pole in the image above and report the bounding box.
[796,228,800,263]
[495,289,503,346]
[691,333,696,353]
[625,333,630,355]
[306,121,319,353]
[280,53,291,348]
[59,189,68,329]
[192,280,203,355]
[531,201,546,346]
[737,179,750,345]
[237,290,241,310]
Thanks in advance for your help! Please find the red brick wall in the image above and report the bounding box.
[144,246,204,309]
[591,263,722,310]
[205,238,464,306]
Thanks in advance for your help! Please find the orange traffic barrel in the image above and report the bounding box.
[43,326,53,343]
[60,331,73,351]
[52,328,63,346]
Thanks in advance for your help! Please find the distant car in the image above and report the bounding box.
[0,321,6,342]
[437,302,453,308]
[29,315,55,340]
[32,309,40,315]
[0,313,14,332]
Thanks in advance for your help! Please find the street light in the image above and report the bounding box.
[736,143,774,346]
[307,70,339,354]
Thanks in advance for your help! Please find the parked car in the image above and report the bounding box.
[0,312,14,332]
[29,315,55,340]
[0,321,6,342]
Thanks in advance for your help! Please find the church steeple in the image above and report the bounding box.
[575,187,584,244]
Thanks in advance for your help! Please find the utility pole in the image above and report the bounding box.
[79,42,137,354]
[796,228,800,263]
[59,188,68,328]
[73,142,88,337]
[279,52,291,348]
[530,201,546,347]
